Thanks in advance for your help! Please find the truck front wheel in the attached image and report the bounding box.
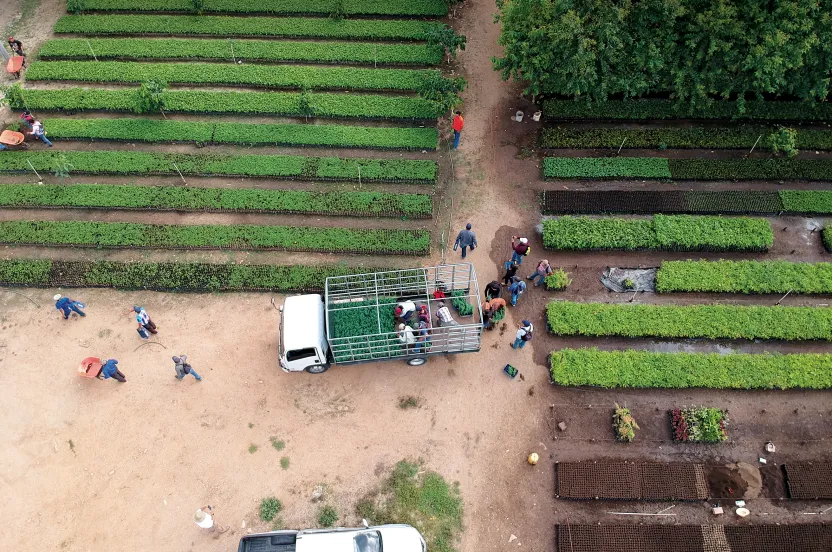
[305,364,330,374]
[407,357,427,366]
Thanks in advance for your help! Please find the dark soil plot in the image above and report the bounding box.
[705,465,748,499]
[785,462,832,499]
[759,464,788,499]
[555,461,708,501]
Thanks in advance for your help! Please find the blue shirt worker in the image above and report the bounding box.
[508,278,527,306]
[453,223,477,259]
[99,358,126,382]
[54,294,85,319]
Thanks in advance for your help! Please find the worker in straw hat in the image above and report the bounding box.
[54,294,86,320]
[194,505,228,534]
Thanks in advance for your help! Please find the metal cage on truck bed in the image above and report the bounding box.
[325,263,483,365]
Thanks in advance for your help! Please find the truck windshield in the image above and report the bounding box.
[353,531,381,552]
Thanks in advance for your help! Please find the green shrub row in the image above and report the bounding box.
[823,227,832,252]
[545,301,832,341]
[45,118,439,150]
[543,157,832,181]
[0,221,431,254]
[54,15,442,40]
[27,61,434,92]
[0,258,386,292]
[10,88,439,119]
[779,191,832,214]
[549,348,832,390]
[0,151,437,183]
[39,38,443,65]
[541,126,832,151]
[0,184,433,218]
[69,0,448,16]
[656,260,832,295]
[542,99,832,123]
[542,157,671,179]
[542,215,773,252]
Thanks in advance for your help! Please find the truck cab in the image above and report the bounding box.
[238,524,427,552]
[278,294,330,374]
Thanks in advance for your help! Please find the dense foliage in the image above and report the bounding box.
[68,0,449,16]
[495,0,832,108]
[542,215,773,252]
[27,61,435,92]
[55,15,443,40]
[545,301,832,340]
[0,258,387,292]
[0,151,437,183]
[45,118,439,150]
[541,126,832,151]
[779,191,832,214]
[39,38,444,65]
[543,157,832,181]
[0,184,433,218]
[671,407,727,443]
[656,260,832,294]
[544,269,571,290]
[542,99,832,122]
[10,88,440,120]
[549,348,832,389]
[0,221,431,254]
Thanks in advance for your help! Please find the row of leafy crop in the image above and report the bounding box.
[0,151,437,183]
[542,157,832,181]
[7,87,439,119]
[0,221,431,255]
[45,118,439,150]
[541,190,832,215]
[0,258,388,292]
[54,15,443,40]
[656,260,832,295]
[545,301,832,341]
[542,215,772,252]
[68,0,449,17]
[549,349,832,390]
[542,99,832,123]
[39,38,443,65]
[27,61,434,92]
[540,126,832,151]
[822,227,832,252]
[0,184,433,218]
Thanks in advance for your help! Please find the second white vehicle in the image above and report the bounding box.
[237,523,427,552]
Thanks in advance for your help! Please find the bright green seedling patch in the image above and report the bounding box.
[542,215,772,252]
[549,348,832,389]
[656,260,832,294]
[70,0,449,16]
[542,157,671,179]
[40,38,444,65]
[0,221,431,255]
[545,301,832,341]
[27,61,436,92]
[544,269,571,290]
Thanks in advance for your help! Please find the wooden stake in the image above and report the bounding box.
[750,134,763,154]
[775,289,793,305]
[26,159,42,182]
[617,138,627,155]
[172,162,187,185]
[85,40,99,62]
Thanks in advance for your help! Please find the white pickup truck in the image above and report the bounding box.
[279,264,483,374]
[237,524,426,552]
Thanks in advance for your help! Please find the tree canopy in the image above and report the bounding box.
[493,0,832,109]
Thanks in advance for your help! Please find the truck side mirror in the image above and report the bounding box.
[279,305,284,312]
[362,519,369,528]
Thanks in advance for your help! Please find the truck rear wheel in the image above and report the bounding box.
[407,357,427,366]
[305,364,330,374]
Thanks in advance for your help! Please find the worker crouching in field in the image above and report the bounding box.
[98,358,126,382]
[481,298,507,330]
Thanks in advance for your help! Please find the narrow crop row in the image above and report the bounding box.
[0,221,431,255]
[541,190,832,215]
[0,258,387,292]
[0,151,437,183]
[54,15,442,40]
[27,61,434,92]
[542,99,832,123]
[542,215,773,252]
[545,301,832,341]
[70,0,449,17]
[541,126,832,151]
[45,118,439,150]
[0,184,433,218]
[549,348,832,390]
[656,260,832,295]
[10,88,439,119]
[39,38,443,65]
[543,157,832,181]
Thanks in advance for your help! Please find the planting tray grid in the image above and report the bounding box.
[784,462,832,499]
[555,525,832,552]
[556,461,707,501]
[541,190,784,215]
